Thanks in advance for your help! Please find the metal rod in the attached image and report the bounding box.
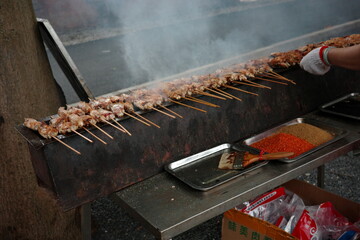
[37,18,94,102]
[81,202,92,240]
[317,165,325,188]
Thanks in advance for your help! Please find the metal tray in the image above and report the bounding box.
[243,118,348,163]
[320,93,360,120]
[165,143,268,191]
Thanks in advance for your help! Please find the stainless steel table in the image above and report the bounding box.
[111,112,360,240]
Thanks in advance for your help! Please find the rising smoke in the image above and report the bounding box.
[107,0,277,82]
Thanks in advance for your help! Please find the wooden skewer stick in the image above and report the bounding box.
[113,120,132,136]
[194,91,227,100]
[124,112,151,126]
[269,70,294,81]
[133,112,161,128]
[224,84,259,96]
[261,73,294,84]
[112,119,128,134]
[266,71,296,84]
[188,97,219,107]
[187,96,220,107]
[205,87,233,99]
[151,107,176,119]
[261,72,284,80]
[72,130,93,143]
[231,80,265,88]
[254,77,288,85]
[214,88,242,101]
[159,105,183,119]
[243,79,271,89]
[53,137,81,155]
[184,97,220,108]
[102,119,126,133]
[90,123,114,139]
[83,127,107,144]
[169,99,207,113]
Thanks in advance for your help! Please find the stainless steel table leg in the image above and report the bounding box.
[81,202,92,240]
[317,165,325,188]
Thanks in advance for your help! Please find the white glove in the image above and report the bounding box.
[300,46,331,75]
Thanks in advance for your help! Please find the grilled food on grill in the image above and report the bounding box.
[23,34,360,140]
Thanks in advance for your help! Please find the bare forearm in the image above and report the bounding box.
[328,44,360,70]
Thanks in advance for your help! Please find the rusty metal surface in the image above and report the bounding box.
[18,66,360,211]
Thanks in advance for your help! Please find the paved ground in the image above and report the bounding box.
[91,153,360,240]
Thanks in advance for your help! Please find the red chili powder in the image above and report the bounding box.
[250,133,315,159]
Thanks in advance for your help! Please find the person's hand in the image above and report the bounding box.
[300,46,331,75]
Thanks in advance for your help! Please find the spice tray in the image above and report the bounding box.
[165,143,268,191]
[320,93,360,120]
[243,118,348,163]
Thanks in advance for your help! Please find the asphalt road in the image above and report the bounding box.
[47,0,360,104]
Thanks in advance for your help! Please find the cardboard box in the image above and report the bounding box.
[222,179,360,240]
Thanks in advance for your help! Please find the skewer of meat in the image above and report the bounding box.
[245,58,290,84]
[67,105,114,139]
[107,103,132,135]
[167,77,227,100]
[192,73,245,100]
[133,98,176,119]
[161,77,223,106]
[49,115,93,143]
[164,74,245,103]
[24,118,81,155]
[105,95,153,127]
[215,69,261,95]
[89,108,130,135]
[245,57,295,84]
[84,115,114,140]
[249,59,295,84]
[59,106,113,140]
[195,70,261,98]
[130,89,177,119]
[159,81,213,111]
[115,93,161,128]
[79,100,131,136]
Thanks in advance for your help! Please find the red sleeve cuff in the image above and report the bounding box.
[319,46,329,65]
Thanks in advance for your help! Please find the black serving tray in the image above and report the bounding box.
[320,93,360,120]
